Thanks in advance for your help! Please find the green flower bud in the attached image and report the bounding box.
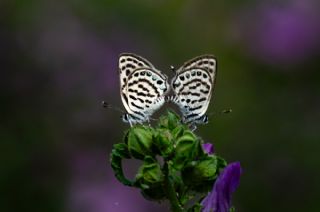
[158,110,180,130]
[171,125,185,140]
[171,131,200,170]
[153,129,174,158]
[181,155,227,192]
[126,126,154,159]
[135,156,166,200]
[135,156,163,184]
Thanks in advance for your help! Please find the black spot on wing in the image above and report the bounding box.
[128,88,156,98]
[200,89,209,94]
[126,69,130,76]
[128,79,160,97]
[178,79,210,93]
[180,91,201,97]
[189,105,202,112]
[129,95,137,100]
[138,84,149,92]
[137,98,144,103]
[185,113,199,120]
[126,63,136,69]
[122,93,129,104]
[131,102,144,110]
[189,82,201,90]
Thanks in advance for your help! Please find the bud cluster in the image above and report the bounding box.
[110,111,230,211]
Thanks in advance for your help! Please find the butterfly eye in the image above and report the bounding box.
[191,71,196,76]
[147,72,152,76]
[152,75,157,81]
[179,76,185,81]
[186,73,190,79]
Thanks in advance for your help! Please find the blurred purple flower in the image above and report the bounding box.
[234,0,320,65]
[67,149,166,212]
[202,143,214,155]
[201,162,242,212]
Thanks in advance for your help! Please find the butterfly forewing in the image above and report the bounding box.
[171,55,217,124]
[176,55,216,77]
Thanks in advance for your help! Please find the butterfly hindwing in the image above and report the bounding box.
[126,68,168,120]
[171,55,217,124]
[119,53,169,124]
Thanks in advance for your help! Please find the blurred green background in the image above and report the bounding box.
[1,0,320,211]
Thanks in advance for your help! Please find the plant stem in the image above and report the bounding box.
[163,162,184,212]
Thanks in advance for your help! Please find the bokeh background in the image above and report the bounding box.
[2,0,320,211]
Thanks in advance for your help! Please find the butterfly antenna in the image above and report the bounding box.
[101,101,125,113]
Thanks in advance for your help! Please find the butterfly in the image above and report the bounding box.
[169,55,217,126]
[119,53,169,126]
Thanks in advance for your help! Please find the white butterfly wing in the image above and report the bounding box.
[125,68,169,121]
[171,55,217,123]
[119,53,155,117]
[119,53,169,123]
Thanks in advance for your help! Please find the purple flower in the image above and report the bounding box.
[201,162,242,212]
[202,143,214,155]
